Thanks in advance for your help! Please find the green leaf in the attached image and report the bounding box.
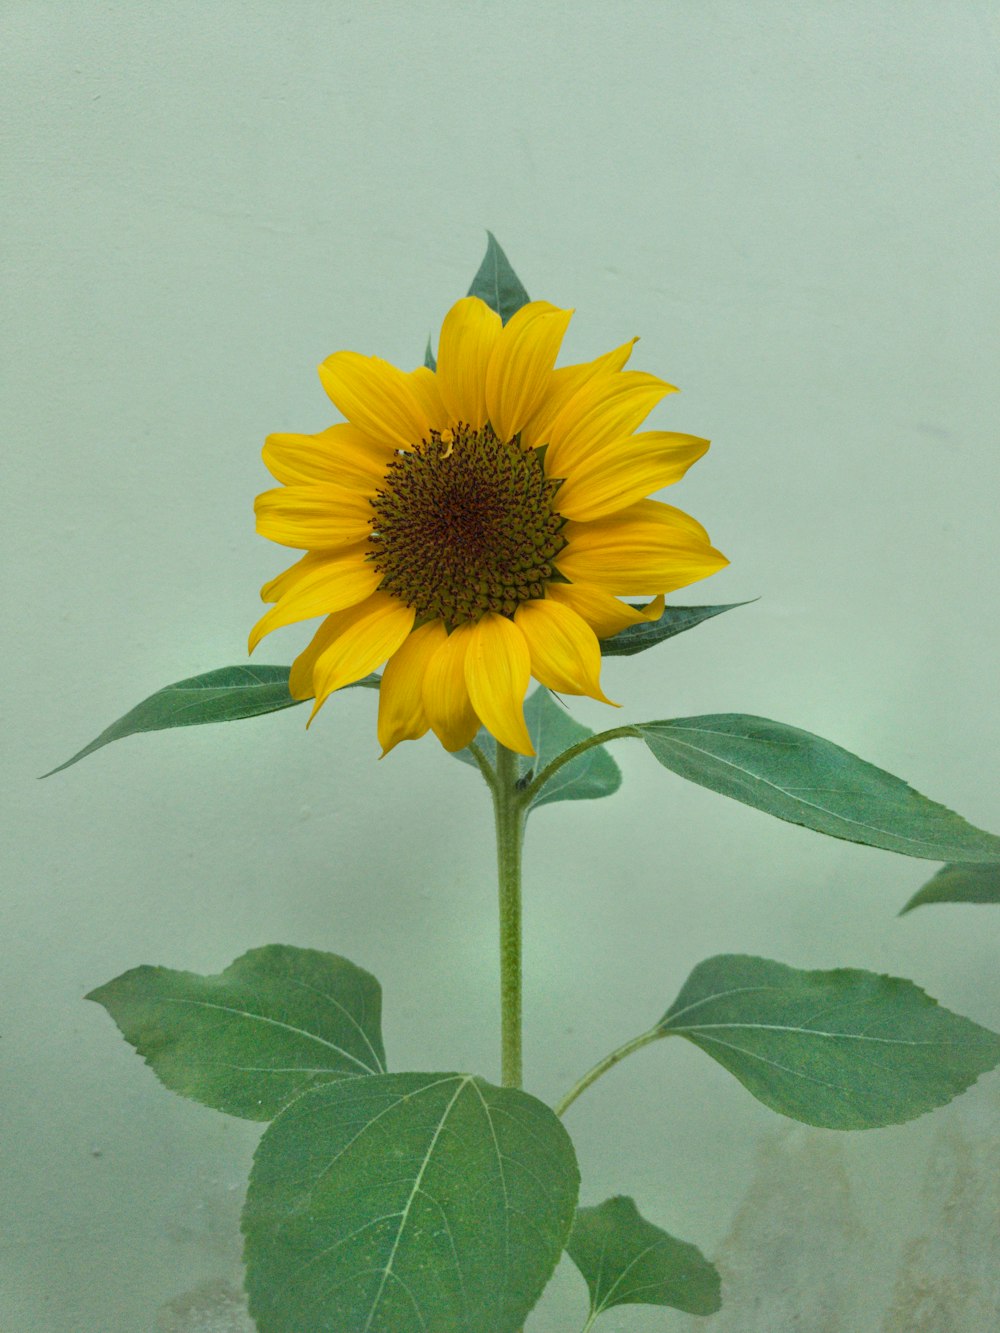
[242,1072,580,1333]
[424,334,436,370]
[43,665,380,775]
[454,686,621,810]
[566,1195,721,1318]
[636,714,1000,862]
[467,231,530,323]
[900,861,1000,914]
[658,954,1000,1130]
[86,945,386,1120]
[600,600,754,658]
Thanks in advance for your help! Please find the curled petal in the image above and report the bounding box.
[305,592,415,721]
[422,623,480,752]
[521,337,638,449]
[485,301,573,442]
[514,598,616,703]
[546,583,666,639]
[435,296,502,429]
[318,351,430,450]
[249,546,379,653]
[377,620,448,755]
[545,371,677,477]
[254,484,374,550]
[555,432,710,522]
[263,424,394,490]
[404,366,452,434]
[559,500,728,595]
[465,613,534,756]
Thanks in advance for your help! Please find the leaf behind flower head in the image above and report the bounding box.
[468,232,531,323]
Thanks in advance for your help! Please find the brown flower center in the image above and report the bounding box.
[368,423,565,629]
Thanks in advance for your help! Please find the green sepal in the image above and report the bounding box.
[566,1195,721,1318]
[86,945,387,1120]
[454,686,621,810]
[636,714,1000,862]
[599,599,754,657]
[242,1072,580,1333]
[467,231,530,323]
[43,665,379,775]
[900,861,1000,913]
[658,954,1000,1129]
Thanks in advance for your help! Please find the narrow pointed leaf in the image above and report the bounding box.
[658,954,1000,1129]
[424,335,436,370]
[87,945,386,1120]
[600,600,754,658]
[900,861,1000,914]
[636,714,1000,862]
[242,1072,580,1333]
[453,686,621,810]
[566,1195,720,1317]
[467,231,530,323]
[43,665,380,775]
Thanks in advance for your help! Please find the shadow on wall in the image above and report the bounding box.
[683,1087,1000,1333]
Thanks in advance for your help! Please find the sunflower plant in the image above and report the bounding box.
[49,236,1000,1332]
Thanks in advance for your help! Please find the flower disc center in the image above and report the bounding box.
[368,423,565,628]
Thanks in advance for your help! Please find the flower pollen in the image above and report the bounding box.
[368,424,565,629]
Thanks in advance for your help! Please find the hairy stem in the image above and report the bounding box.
[520,725,640,805]
[493,744,527,1088]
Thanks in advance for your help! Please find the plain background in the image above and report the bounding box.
[3,3,999,1330]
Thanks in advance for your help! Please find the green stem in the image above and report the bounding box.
[493,744,527,1088]
[552,1026,663,1117]
[520,725,639,805]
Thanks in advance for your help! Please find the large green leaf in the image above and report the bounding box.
[454,686,621,810]
[87,945,386,1120]
[242,1072,580,1333]
[44,665,379,775]
[467,231,530,323]
[566,1195,720,1318]
[658,954,1000,1129]
[900,861,1000,914]
[600,600,753,658]
[636,714,1000,862]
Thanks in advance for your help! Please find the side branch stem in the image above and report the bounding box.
[552,1026,663,1117]
[520,725,640,804]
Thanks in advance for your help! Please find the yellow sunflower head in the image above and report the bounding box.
[252,296,728,757]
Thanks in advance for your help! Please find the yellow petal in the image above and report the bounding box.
[263,424,394,490]
[254,484,373,550]
[485,301,574,442]
[248,546,379,653]
[559,500,728,594]
[308,592,415,720]
[422,623,481,752]
[521,337,638,449]
[404,366,452,434]
[464,613,534,756]
[546,583,665,639]
[544,371,677,478]
[435,296,502,429]
[377,619,448,755]
[318,351,430,450]
[555,432,710,521]
[514,598,617,703]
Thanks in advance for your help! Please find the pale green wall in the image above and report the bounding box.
[3,3,999,1330]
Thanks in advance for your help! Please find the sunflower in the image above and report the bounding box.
[252,297,728,756]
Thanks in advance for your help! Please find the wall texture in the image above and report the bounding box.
[3,3,999,1330]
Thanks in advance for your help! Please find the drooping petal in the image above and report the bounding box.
[559,500,728,594]
[248,545,379,653]
[308,592,415,720]
[521,337,638,449]
[464,613,534,756]
[318,351,431,450]
[435,296,502,429]
[485,301,573,442]
[514,598,616,703]
[377,619,448,755]
[544,371,677,478]
[263,424,395,489]
[422,623,481,752]
[547,582,666,639]
[404,366,452,434]
[254,484,373,550]
[555,432,710,521]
